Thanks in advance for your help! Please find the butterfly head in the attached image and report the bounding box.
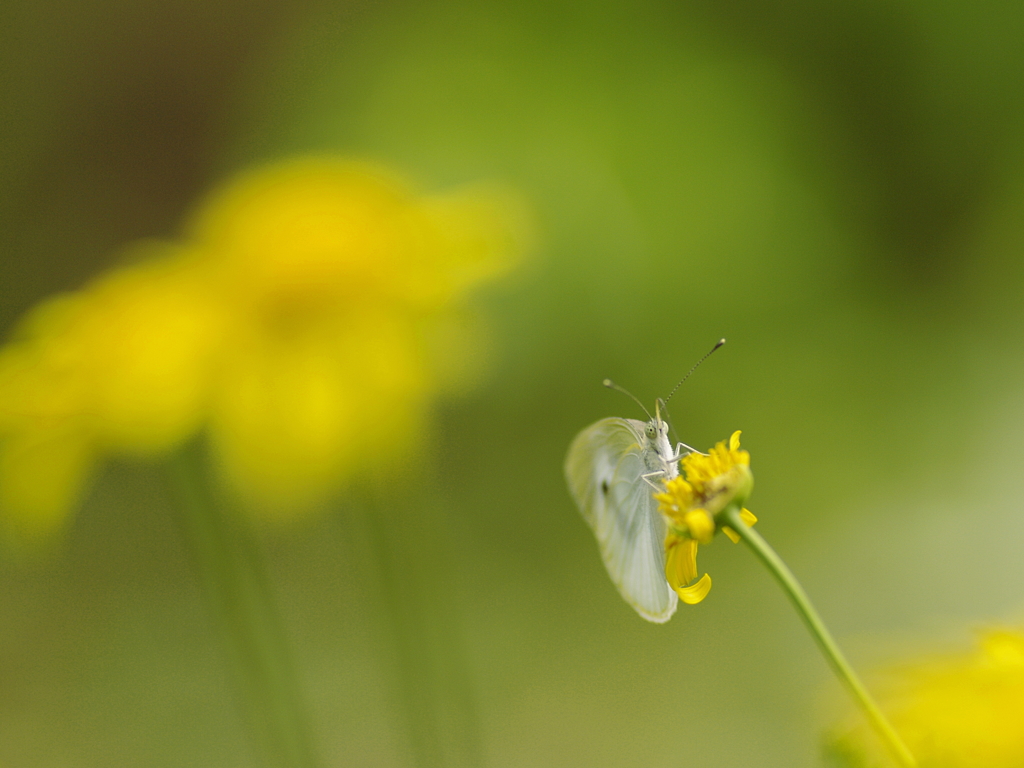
[644,416,668,441]
[644,399,676,466]
[650,398,671,439]
[603,379,673,451]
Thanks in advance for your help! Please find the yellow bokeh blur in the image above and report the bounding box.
[190,158,524,313]
[830,629,1024,767]
[0,247,225,537]
[0,157,528,533]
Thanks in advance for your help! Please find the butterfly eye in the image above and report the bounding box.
[645,423,657,439]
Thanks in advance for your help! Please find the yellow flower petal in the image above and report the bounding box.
[676,573,712,604]
[75,250,224,453]
[666,536,699,587]
[655,475,693,512]
[665,535,712,604]
[208,311,428,513]
[721,507,757,544]
[729,430,741,451]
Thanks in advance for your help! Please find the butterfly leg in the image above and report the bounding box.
[641,470,666,491]
[672,441,705,460]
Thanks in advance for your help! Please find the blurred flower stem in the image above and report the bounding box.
[719,505,916,768]
[355,491,482,768]
[169,440,319,768]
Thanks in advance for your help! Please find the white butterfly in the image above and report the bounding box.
[564,389,691,623]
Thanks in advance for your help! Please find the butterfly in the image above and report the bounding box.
[564,341,724,622]
[564,388,691,622]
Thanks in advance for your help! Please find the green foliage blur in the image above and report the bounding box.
[3,1,1024,766]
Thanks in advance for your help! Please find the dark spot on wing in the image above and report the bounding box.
[601,479,609,495]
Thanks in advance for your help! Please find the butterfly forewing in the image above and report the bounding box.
[565,418,678,622]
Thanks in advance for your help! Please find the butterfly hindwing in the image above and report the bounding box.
[565,418,678,622]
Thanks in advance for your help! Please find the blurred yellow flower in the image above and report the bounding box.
[191,159,526,511]
[827,630,1024,768]
[654,431,756,604]
[829,628,1024,768]
[0,157,528,536]
[0,246,224,538]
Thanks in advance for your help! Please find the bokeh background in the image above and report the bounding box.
[3,1,1024,766]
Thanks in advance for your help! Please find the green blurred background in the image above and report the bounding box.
[3,1,1024,766]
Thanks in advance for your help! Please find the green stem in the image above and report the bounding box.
[361,504,445,768]
[720,505,916,768]
[169,443,319,768]
[355,493,483,768]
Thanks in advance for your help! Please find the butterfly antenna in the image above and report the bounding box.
[664,338,726,404]
[603,379,653,421]
[658,397,704,455]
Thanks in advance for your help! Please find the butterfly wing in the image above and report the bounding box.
[565,418,678,622]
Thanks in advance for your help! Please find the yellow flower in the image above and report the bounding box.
[0,245,224,539]
[828,629,1024,768]
[191,158,527,512]
[0,156,528,535]
[654,431,756,604]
